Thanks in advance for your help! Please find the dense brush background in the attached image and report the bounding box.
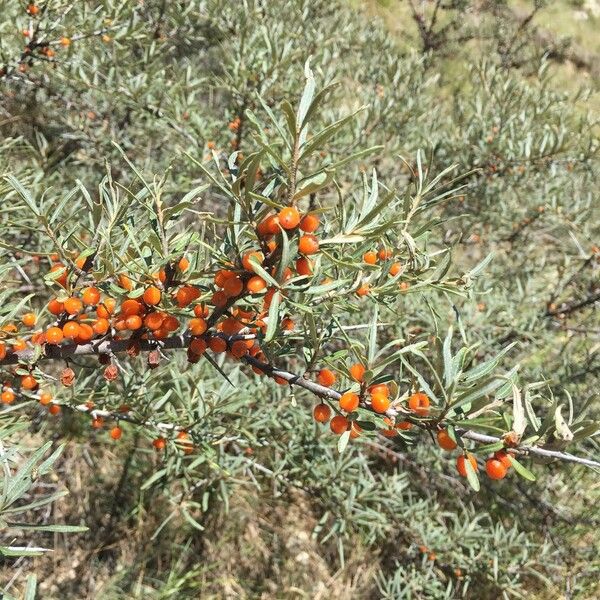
[0,1,599,598]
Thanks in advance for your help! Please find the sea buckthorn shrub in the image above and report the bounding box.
[0,0,598,598]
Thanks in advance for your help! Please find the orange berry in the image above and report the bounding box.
[257,214,280,236]
[188,318,207,336]
[208,336,227,353]
[396,421,412,430]
[121,299,143,316]
[378,248,392,260]
[368,383,389,396]
[247,275,266,294]
[62,321,81,339]
[143,286,161,306]
[193,304,209,318]
[21,375,38,390]
[189,338,207,355]
[49,263,68,286]
[330,415,349,435]
[76,323,94,343]
[45,326,64,345]
[39,392,52,405]
[96,298,116,318]
[92,318,110,335]
[456,453,478,477]
[242,250,264,271]
[230,340,248,358]
[371,392,390,414]
[47,298,64,315]
[313,403,331,423]
[110,426,122,440]
[494,451,513,469]
[2,389,15,404]
[214,269,235,288]
[363,251,377,265]
[350,422,362,439]
[299,213,319,233]
[389,262,402,277]
[178,256,190,271]
[223,276,244,297]
[64,297,83,315]
[125,315,143,330]
[82,287,101,305]
[162,315,180,332]
[12,338,27,352]
[211,291,228,308]
[298,234,319,255]
[22,313,36,327]
[278,206,301,229]
[437,430,457,451]
[48,403,61,415]
[27,4,39,16]
[152,437,166,450]
[296,256,313,276]
[176,285,200,307]
[91,416,104,429]
[356,283,370,297]
[74,256,87,270]
[349,363,365,382]
[281,317,294,331]
[118,274,133,290]
[60,37,71,47]
[485,458,507,480]
[317,368,336,387]
[408,392,430,416]
[339,391,359,412]
[381,417,397,437]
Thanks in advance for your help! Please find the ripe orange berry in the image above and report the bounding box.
[120,299,143,316]
[188,318,207,336]
[350,422,362,439]
[242,250,264,271]
[76,323,94,343]
[211,290,228,308]
[389,262,402,277]
[49,264,68,287]
[48,403,61,415]
[193,304,209,318]
[118,274,133,291]
[39,392,52,405]
[317,368,336,387]
[330,414,349,435]
[125,315,143,330]
[356,283,370,297]
[208,336,227,353]
[45,326,64,345]
[299,212,319,233]
[339,391,359,412]
[64,297,83,315]
[230,340,249,358]
[47,298,64,315]
[222,276,243,298]
[363,251,377,265]
[96,298,116,318]
[21,375,38,390]
[349,363,365,382]
[93,318,110,335]
[22,312,36,327]
[281,317,294,331]
[190,338,207,355]
[27,4,39,16]
[62,321,81,339]
[298,234,319,255]
[378,248,392,260]
[110,426,122,440]
[143,286,161,306]
[152,437,166,450]
[295,256,313,276]
[2,389,15,404]
[82,287,101,305]
[257,214,280,237]
[494,451,513,469]
[178,256,190,272]
[456,453,478,477]
[91,416,104,429]
[313,403,331,423]
[485,458,507,480]
[0,343,6,361]
[437,429,457,451]
[278,206,300,229]
[396,421,412,430]
[368,383,389,396]
[60,37,71,47]
[408,392,430,416]
[247,275,266,294]
[371,392,390,414]
[176,285,200,307]
[381,417,397,437]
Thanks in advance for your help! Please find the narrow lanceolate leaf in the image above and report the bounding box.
[265,291,282,342]
[367,306,379,365]
[5,523,88,533]
[0,545,51,557]
[337,430,351,454]
[508,456,536,481]
[511,384,526,438]
[465,459,480,492]
[24,574,37,600]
